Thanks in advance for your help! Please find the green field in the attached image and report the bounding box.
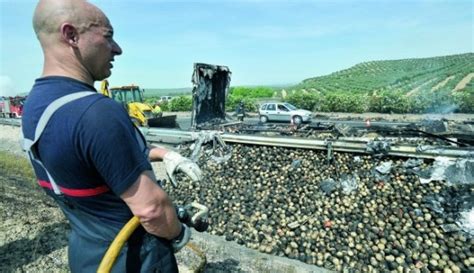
[277,53,473,113]
[292,52,473,95]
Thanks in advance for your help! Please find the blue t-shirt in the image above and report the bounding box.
[22,76,152,226]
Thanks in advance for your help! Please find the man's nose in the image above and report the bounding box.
[112,40,122,55]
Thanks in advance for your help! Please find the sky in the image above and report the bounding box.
[0,0,473,96]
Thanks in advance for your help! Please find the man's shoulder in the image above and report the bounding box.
[24,76,99,114]
[77,96,132,133]
[80,95,128,119]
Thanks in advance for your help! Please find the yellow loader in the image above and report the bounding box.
[100,80,177,128]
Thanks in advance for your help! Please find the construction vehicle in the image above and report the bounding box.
[0,96,26,118]
[100,80,178,128]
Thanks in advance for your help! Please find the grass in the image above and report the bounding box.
[0,151,35,182]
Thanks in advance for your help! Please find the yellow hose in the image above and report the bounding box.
[97,216,141,273]
[186,242,207,272]
[97,216,207,273]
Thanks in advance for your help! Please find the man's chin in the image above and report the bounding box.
[105,68,112,78]
[96,70,112,81]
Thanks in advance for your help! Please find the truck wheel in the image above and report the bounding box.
[131,118,141,127]
[260,115,268,123]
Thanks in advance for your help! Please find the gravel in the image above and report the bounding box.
[0,125,24,157]
[0,169,69,272]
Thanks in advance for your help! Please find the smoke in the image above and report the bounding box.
[422,104,459,121]
[419,89,461,115]
[0,75,18,97]
[436,104,459,114]
[425,103,459,115]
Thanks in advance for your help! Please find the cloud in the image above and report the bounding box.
[0,75,18,97]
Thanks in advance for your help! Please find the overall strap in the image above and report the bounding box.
[21,91,97,195]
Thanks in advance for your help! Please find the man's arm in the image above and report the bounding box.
[147,144,203,186]
[120,170,181,240]
[78,99,184,240]
[147,145,168,162]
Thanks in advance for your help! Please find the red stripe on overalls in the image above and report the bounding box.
[38,180,110,197]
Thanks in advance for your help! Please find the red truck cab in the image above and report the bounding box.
[0,96,26,118]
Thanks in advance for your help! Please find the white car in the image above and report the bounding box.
[259,102,312,124]
[159,96,173,103]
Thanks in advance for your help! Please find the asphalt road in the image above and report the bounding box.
[175,116,412,130]
[0,116,417,131]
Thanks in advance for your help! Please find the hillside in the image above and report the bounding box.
[295,53,473,95]
[142,87,192,98]
[120,53,473,114]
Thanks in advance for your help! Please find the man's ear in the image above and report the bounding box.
[60,23,79,46]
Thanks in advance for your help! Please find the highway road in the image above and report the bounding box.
[0,115,464,132]
[0,116,442,131]
[175,116,412,130]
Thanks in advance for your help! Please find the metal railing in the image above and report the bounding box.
[2,118,472,159]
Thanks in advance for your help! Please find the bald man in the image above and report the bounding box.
[22,1,201,272]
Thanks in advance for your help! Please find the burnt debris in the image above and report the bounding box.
[191,63,232,129]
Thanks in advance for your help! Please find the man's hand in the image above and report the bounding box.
[171,224,191,253]
[163,151,202,187]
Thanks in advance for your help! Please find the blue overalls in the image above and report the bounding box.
[21,91,178,273]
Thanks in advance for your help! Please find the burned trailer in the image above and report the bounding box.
[190,63,232,130]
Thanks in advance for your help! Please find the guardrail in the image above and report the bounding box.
[142,128,473,160]
[2,118,472,159]
[0,118,21,127]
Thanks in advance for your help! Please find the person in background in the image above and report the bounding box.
[235,100,245,121]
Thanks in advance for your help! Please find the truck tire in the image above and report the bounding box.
[131,118,141,127]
